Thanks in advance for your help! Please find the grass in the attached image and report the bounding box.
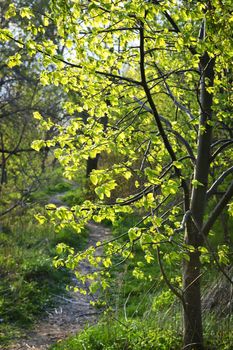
[61,186,87,206]
[0,182,88,347]
[50,318,181,350]
[28,179,73,203]
[49,312,233,350]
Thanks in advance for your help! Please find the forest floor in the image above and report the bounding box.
[8,193,111,350]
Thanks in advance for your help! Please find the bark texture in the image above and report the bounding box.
[183,53,215,350]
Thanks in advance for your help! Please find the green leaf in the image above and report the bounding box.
[33,111,43,120]
[5,4,16,19]
[228,202,233,216]
[31,140,45,151]
[20,7,34,19]
[90,281,100,294]
[103,257,112,268]
[34,214,46,224]
[95,186,104,200]
[192,179,204,189]
[123,170,132,180]
[66,39,73,48]
[173,161,183,169]
[90,174,98,185]
[218,245,229,265]
[128,227,140,242]
[45,203,57,210]
[7,53,22,68]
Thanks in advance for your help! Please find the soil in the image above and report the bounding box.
[8,192,111,350]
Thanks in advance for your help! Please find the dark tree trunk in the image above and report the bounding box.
[183,53,215,349]
[86,114,108,178]
[221,212,230,245]
[0,134,7,185]
[86,154,100,178]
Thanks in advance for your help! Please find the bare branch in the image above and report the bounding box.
[211,140,233,162]
[140,139,151,171]
[0,202,19,217]
[134,97,195,162]
[139,21,184,176]
[0,148,35,154]
[154,64,196,121]
[202,181,233,236]
[207,166,233,197]
[174,210,192,233]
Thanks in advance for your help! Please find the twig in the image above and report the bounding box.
[124,292,131,322]
[156,247,186,309]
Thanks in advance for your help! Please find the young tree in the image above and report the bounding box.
[3,1,233,349]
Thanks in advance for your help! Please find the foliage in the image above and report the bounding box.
[3,0,233,348]
[203,314,233,350]
[0,0,66,219]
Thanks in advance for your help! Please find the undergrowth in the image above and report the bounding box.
[51,318,181,350]
[0,191,87,347]
[50,212,233,350]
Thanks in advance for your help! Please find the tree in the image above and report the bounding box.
[0,0,68,217]
[3,1,233,349]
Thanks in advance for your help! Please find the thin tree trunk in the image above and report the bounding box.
[183,225,204,350]
[183,52,215,349]
[0,133,7,185]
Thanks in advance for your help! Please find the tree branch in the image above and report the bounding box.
[134,97,195,162]
[157,246,186,308]
[139,22,180,174]
[211,140,233,162]
[202,181,233,236]
[139,19,190,211]
[0,148,35,154]
[6,34,141,86]
[207,166,233,197]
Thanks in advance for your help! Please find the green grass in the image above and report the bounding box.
[28,180,73,203]
[49,312,233,350]
[50,318,181,350]
[0,208,87,347]
[61,187,87,206]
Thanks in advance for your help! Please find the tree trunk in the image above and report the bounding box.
[86,114,108,178]
[86,154,100,178]
[183,226,204,350]
[183,52,215,349]
[0,133,7,185]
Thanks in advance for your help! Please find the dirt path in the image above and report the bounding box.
[9,193,111,350]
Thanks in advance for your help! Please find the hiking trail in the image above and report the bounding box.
[9,191,111,350]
